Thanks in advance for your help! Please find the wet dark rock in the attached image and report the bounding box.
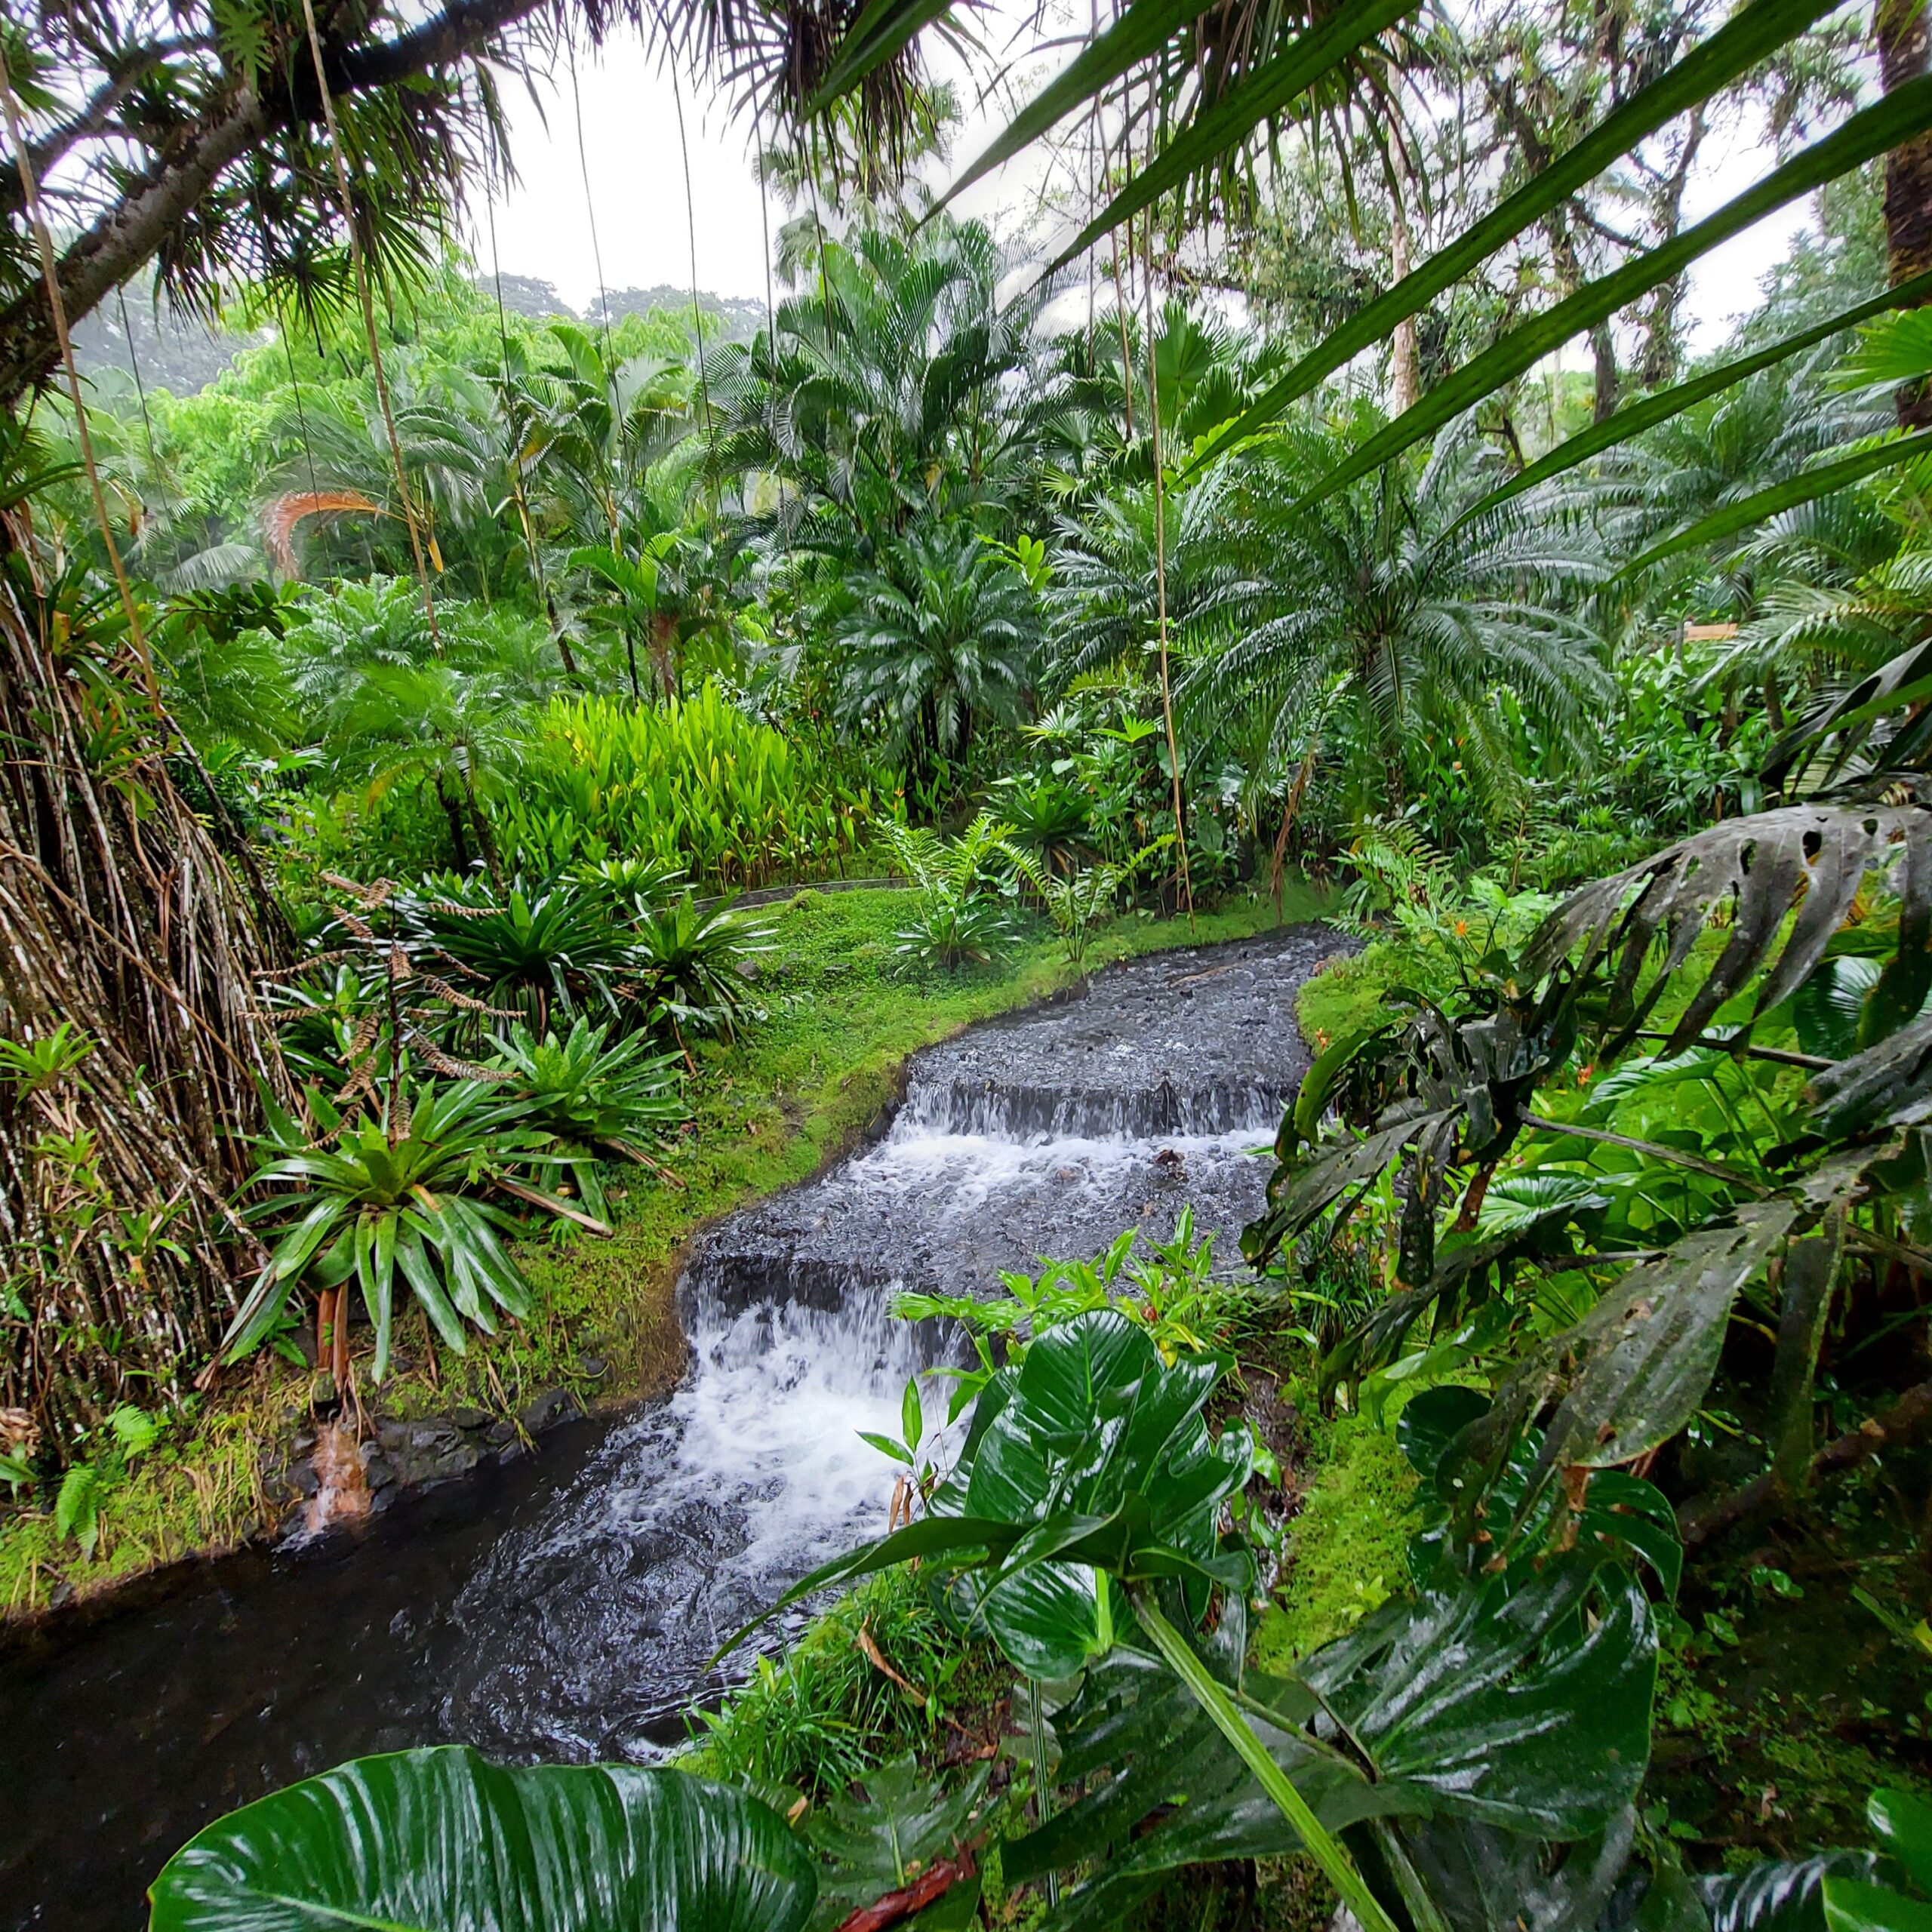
[288,1462,320,1497]
[374,1419,480,1487]
[518,1388,580,1435]
[451,1406,490,1431]
[577,1356,608,1381]
[486,1419,515,1447]
[362,1454,397,1492]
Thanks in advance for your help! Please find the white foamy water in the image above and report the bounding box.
[439,1008,1297,1761]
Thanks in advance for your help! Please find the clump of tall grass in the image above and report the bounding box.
[503,685,873,889]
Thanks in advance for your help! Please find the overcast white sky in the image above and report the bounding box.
[471,33,1823,357]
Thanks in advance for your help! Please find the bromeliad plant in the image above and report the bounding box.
[223,1081,555,1383]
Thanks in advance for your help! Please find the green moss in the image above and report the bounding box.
[1294,947,1399,1051]
[1253,1409,1419,1672]
[2,881,1333,1618]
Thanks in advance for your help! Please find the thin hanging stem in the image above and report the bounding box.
[296,0,441,654]
[1141,198,1192,921]
[115,285,167,518]
[670,60,718,508]
[2,72,164,716]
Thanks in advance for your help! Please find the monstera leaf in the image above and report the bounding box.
[146,1747,815,1932]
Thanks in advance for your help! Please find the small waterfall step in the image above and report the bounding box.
[686,926,1342,1312]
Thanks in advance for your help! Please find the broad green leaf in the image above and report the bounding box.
[1300,1554,1657,1836]
[802,1755,990,1932]
[1444,1201,1798,1537]
[1823,1881,1932,1932]
[1871,1789,1932,1897]
[1706,1854,1881,1932]
[1290,78,1932,512]
[1625,428,1932,576]
[1001,1599,1405,1928]
[1198,0,1847,466]
[1458,268,1932,525]
[1043,0,1420,276]
[146,1746,815,1932]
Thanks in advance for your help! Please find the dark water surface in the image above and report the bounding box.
[0,928,1335,1930]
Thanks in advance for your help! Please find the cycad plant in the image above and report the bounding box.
[1183,430,1611,824]
[1003,837,1169,974]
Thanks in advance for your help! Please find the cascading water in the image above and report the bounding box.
[0,926,1340,1932]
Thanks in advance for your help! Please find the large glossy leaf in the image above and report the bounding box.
[146,1746,816,1931]
[1300,1552,1657,1838]
[1383,1807,1640,1932]
[1284,78,1932,513]
[1441,1201,1797,1537]
[1706,1856,1883,1932]
[802,1755,990,1932]
[1519,804,1932,1059]
[1626,428,1932,577]
[1041,0,1421,277]
[1201,0,1842,463]
[1001,1601,1409,1930]
[1459,269,1932,526]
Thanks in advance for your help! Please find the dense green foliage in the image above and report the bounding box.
[16,0,1932,1926]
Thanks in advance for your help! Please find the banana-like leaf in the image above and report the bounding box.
[1285,78,1932,513]
[1041,0,1421,278]
[1518,803,1932,1059]
[1626,427,1932,577]
[937,0,1222,214]
[1439,1199,1798,1537]
[1458,269,1932,527]
[146,1746,816,1932]
[1198,0,1842,465]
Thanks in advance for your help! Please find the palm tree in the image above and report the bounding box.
[703,217,1062,555]
[835,520,1039,798]
[1183,428,1611,823]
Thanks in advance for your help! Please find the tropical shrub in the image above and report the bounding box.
[506,684,872,888]
[226,1082,550,1382]
[401,872,645,1034]
[881,813,1014,968]
[631,895,772,1039]
[1003,836,1171,974]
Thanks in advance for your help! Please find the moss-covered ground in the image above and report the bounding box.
[0,881,1328,1619]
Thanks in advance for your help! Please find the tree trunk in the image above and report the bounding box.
[1880,0,1932,427]
[1591,324,1620,423]
[435,775,471,870]
[0,525,291,1442]
[1389,202,1420,414]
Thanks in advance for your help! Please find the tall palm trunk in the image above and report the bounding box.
[1880,0,1932,428]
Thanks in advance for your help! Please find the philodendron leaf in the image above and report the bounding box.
[1001,1599,1408,1930]
[1300,1551,1657,1839]
[146,1746,816,1932]
[1441,1201,1797,1538]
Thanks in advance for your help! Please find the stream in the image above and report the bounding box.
[0,926,1334,1931]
